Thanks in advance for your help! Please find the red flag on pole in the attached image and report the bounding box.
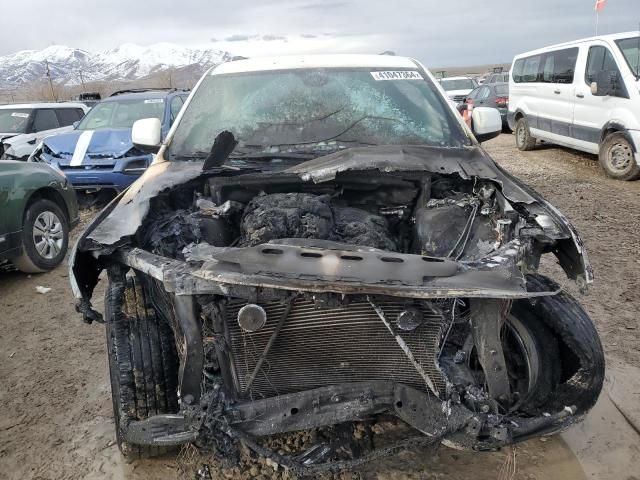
[595,0,607,12]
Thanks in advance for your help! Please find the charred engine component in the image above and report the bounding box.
[239,192,397,251]
[414,193,502,261]
[240,193,334,246]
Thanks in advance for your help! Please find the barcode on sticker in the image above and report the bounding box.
[144,99,164,104]
[371,71,423,81]
[11,112,29,118]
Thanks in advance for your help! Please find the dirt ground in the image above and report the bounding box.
[0,134,638,480]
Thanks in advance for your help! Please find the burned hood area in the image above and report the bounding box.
[71,143,604,473]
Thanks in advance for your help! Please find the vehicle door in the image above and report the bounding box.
[465,87,480,106]
[474,86,492,107]
[0,164,16,252]
[573,43,629,150]
[55,108,85,129]
[31,109,60,134]
[534,47,579,140]
[510,54,543,120]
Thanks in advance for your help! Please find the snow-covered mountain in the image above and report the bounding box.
[0,43,233,87]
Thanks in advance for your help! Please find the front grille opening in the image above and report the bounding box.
[225,297,447,400]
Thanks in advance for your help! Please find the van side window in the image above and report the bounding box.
[523,56,541,82]
[512,59,524,82]
[542,48,578,83]
[585,46,621,84]
[514,55,542,83]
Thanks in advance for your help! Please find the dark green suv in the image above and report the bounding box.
[0,160,79,272]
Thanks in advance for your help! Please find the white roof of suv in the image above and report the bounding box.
[0,102,88,110]
[211,54,419,75]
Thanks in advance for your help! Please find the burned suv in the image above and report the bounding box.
[71,55,604,472]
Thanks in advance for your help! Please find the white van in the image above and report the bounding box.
[508,32,640,180]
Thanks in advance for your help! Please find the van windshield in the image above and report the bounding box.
[616,37,640,77]
[169,68,467,161]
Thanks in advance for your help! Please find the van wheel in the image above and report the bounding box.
[515,117,536,151]
[599,133,640,181]
[11,199,69,273]
[105,276,180,461]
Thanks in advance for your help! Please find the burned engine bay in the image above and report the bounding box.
[72,146,603,473]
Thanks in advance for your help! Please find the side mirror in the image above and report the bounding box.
[72,121,80,129]
[471,107,502,143]
[132,118,162,154]
[591,70,618,97]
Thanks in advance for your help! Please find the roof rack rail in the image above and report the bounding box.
[109,87,189,97]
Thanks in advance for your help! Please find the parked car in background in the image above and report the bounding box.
[485,72,510,84]
[0,160,78,272]
[0,103,89,160]
[465,82,510,130]
[71,54,603,468]
[509,31,640,181]
[72,92,102,108]
[438,76,479,104]
[32,88,189,193]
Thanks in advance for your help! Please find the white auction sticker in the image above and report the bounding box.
[370,71,423,81]
[144,98,164,104]
[11,112,29,118]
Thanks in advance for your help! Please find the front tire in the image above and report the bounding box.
[515,117,536,151]
[599,132,640,181]
[105,275,180,461]
[12,198,69,273]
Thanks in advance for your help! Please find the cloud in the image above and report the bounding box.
[0,0,638,66]
[262,34,287,41]
[225,34,255,42]
[298,1,349,10]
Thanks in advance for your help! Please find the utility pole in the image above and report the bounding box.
[78,69,86,90]
[45,60,57,101]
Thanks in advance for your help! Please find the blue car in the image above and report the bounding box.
[35,89,189,193]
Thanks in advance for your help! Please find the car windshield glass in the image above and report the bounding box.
[616,36,640,77]
[169,68,466,160]
[77,98,165,130]
[440,79,475,91]
[0,108,32,134]
[495,85,509,95]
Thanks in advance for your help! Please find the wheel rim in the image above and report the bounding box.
[502,315,539,410]
[466,314,539,412]
[32,211,63,259]
[608,142,633,172]
[516,123,526,146]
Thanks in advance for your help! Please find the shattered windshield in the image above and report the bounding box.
[169,68,466,160]
[77,98,165,130]
[0,108,31,134]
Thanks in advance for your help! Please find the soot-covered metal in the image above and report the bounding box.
[70,142,604,472]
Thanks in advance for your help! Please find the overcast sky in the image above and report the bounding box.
[2,0,638,65]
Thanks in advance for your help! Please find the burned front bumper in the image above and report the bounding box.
[98,242,595,456]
